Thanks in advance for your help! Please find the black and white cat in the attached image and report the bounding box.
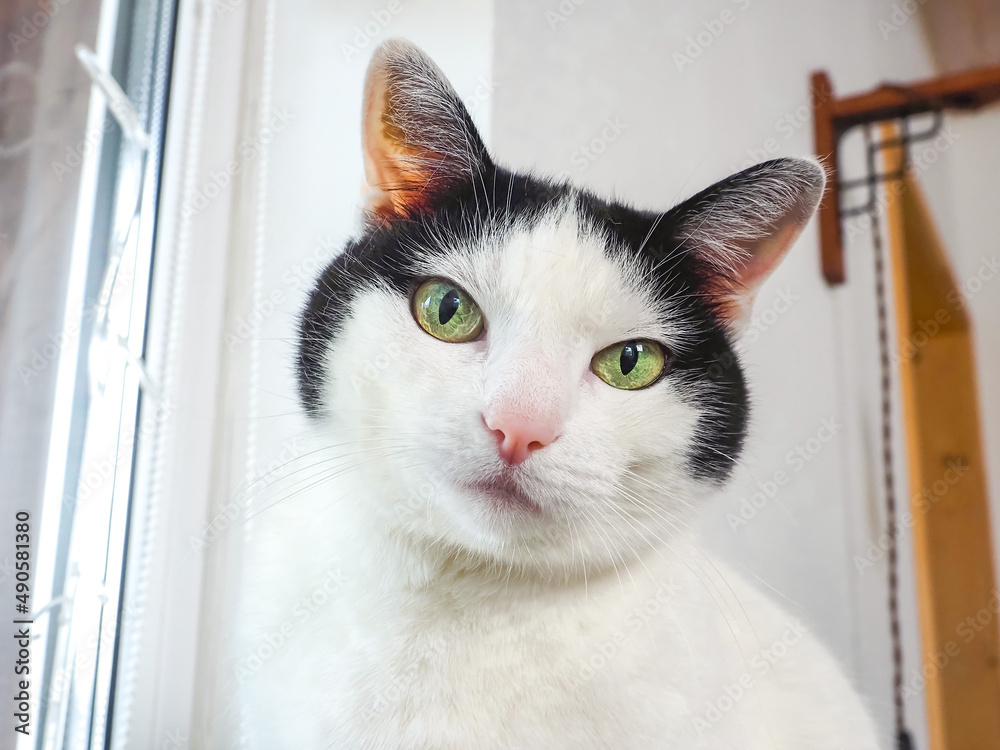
[239,39,880,749]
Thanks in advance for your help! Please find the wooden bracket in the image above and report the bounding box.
[811,64,1000,284]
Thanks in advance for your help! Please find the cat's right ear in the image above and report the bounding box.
[361,39,491,222]
[666,157,825,331]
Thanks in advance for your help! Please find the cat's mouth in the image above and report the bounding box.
[464,476,542,515]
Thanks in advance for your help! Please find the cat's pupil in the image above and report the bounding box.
[438,289,461,325]
[620,343,638,375]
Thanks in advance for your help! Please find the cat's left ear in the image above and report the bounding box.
[669,158,826,329]
[361,39,491,222]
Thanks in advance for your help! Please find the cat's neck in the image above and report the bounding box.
[334,498,687,607]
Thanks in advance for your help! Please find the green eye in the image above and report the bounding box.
[412,278,485,343]
[591,339,666,390]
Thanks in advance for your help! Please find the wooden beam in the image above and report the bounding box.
[811,64,1000,284]
[880,123,1000,750]
[812,72,844,284]
[832,65,1000,130]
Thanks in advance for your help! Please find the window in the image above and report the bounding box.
[7,1,176,746]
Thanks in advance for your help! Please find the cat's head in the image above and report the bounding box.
[297,39,824,577]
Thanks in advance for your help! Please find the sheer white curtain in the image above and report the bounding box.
[0,0,105,740]
[1,0,176,746]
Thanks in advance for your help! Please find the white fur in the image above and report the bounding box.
[238,202,880,749]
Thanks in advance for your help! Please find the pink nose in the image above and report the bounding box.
[484,412,559,465]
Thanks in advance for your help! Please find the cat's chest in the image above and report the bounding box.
[326,579,728,748]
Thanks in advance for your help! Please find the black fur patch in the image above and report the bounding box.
[574,193,748,483]
[297,167,748,484]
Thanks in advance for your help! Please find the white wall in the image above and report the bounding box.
[491,2,998,748]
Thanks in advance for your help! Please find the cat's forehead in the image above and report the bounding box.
[411,203,683,346]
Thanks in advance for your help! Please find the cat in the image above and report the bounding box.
[238,38,881,749]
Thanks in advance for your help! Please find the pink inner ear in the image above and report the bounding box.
[681,158,826,328]
[362,73,429,220]
[739,220,805,291]
[358,40,493,224]
[361,61,440,220]
[716,219,808,327]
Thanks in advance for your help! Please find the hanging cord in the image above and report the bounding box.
[864,124,915,750]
